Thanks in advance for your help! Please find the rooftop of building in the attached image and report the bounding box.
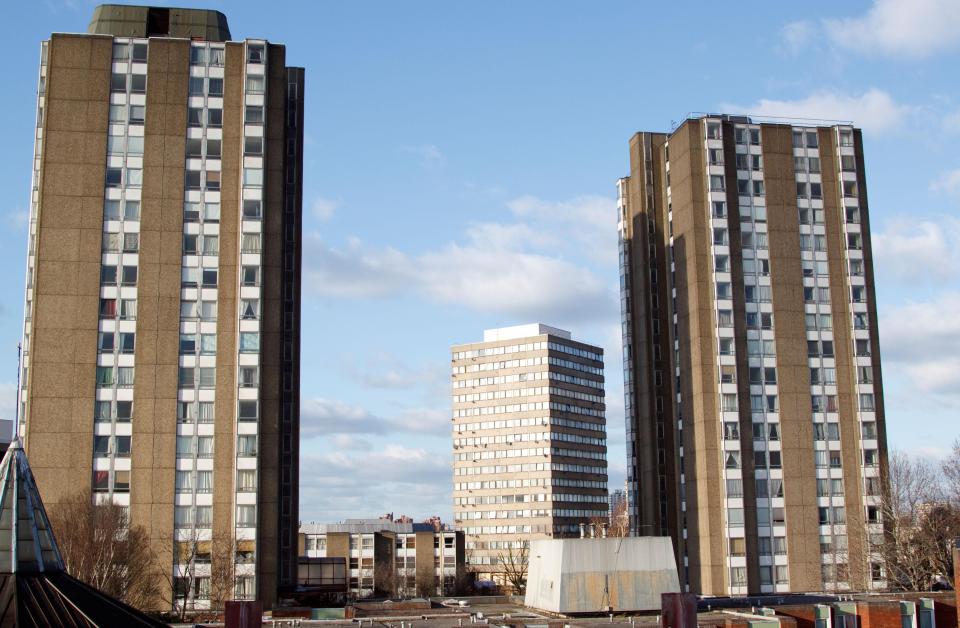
[482,323,571,342]
[671,112,856,131]
[88,4,231,41]
[300,519,454,535]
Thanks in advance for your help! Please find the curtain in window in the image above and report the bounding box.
[197,437,214,457]
[196,471,212,493]
[198,402,214,423]
[117,367,134,387]
[176,471,193,491]
[96,367,114,386]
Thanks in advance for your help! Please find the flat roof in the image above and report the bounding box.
[483,323,571,342]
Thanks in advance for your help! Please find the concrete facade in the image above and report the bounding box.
[19,6,303,610]
[452,324,608,586]
[619,116,887,596]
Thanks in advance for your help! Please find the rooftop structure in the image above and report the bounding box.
[0,439,165,626]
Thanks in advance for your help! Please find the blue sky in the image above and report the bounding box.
[3,0,960,524]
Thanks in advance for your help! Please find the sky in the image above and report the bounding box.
[2,0,960,525]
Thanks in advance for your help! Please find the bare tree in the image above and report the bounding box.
[209,537,237,610]
[942,439,960,508]
[877,450,960,591]
[47,489,163,610]
[609,500,629,537]
[496,540,528,595]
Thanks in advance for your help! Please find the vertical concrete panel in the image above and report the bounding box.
[763,125,822,591]
[669,120,726,595]
[821,129,869,589]
[131,37,189,608]
[26,33,111,512]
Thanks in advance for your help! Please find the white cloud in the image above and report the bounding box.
[401,144,445,168]
[823,0,960,58]
[299,445,450,522]
[872,220,960,282]
[931,169,960,195]
[301,397,449,438]
[310,197,339,222]
[943,111,960,134]
[721,89,911,133]
[881,292,960,395]
[464,222,557,251]
[302,194,618,322]
[506,194,616,264]
[779,20,816,55]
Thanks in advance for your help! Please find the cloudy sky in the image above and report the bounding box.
[2,0,959,524]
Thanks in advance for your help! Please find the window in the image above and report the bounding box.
[242,233,261,253]
[123,233,139,252]
[243,200,262,219]
[241,298,259,319]
[730,567,747,587]
[729,537,746,556]
[202,235,219,255]
[245,105,264,124]
[197,436,214,458]
[841,155,856,171]
[119,332,135,354]
[202,268,218,287]
[243,169,263,187]
[239,366,258,387]
[238,469,257,492]
[185,171,202,190]
[200,334,216,354]
[207,139,222,158]
[110,73,127,92]
[206,171,220,191]
[749,129,760,145]
[752,180,764,196]
[207,108,223,127]
[237,505,256,527]
[187,107,204,127]
[860,393,876,411]
[238,435,257,457]
[246,76,265,93]
[244,137,263,155]
[208,78,223,96]
[239,332,260,353]
[719,338,733,355]
[198,402,214,423]
[726,479,743,498]
[241,266,259,286]
[100,265,118,285]
[178,367,195,388]
[129,105,145,124]
[120,265,137,286]
[710,175,725,191]
[198,367,216,388]
[723,422,739,440]
[239,400,258,421]
[186,138,203,156]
